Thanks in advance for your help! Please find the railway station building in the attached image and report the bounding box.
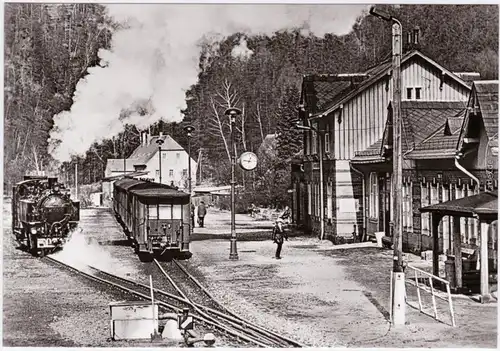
[292,48,498,296]
[292,49,476,242]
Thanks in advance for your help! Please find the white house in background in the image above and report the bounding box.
[125,132,197,189]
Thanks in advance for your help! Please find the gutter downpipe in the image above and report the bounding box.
[455,155,480,188]
[350,162,366,242]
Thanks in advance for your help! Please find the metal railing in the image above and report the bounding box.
[404,264,456,327]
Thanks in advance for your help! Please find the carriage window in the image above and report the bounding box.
[148,205,158,219]
[159,205,172,219]
[172,205,183,219]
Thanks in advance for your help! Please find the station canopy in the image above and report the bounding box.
[420,191,498,220]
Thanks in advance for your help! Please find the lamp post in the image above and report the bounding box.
[294,120,325,241]
[123,134,127,177]
[369,5,405,326]
[225,107,242,260]
[184,125,195,235]
[156,138,164,184]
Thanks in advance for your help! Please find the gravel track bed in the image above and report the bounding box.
[62,208,251,347]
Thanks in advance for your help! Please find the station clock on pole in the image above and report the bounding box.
[238,152,258,171]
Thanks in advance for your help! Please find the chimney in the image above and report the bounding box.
[405,26,421,52]
[159,131,163,137]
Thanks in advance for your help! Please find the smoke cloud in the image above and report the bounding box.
[48,4,368,162]
[232,37,253,60]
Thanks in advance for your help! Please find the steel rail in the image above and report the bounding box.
[95,265,287,347]
[42,256,268,347]
[173,259,304,348]
[57,259,289,347]
[172,259,305,348]
[154,259,277,347]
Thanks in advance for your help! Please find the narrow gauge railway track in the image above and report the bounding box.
[155,258,304,348]
[42,255,274,347]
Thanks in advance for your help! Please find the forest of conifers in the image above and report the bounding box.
[4,3,498,206]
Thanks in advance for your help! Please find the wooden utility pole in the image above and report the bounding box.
[74,162,78,200]
[391,19,406,326]
[370,6,406,326]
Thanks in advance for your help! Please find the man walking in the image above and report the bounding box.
[197,201,207,228]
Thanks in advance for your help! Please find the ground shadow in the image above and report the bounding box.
[363,290,391,321]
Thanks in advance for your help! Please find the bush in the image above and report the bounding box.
[78,183,102,208]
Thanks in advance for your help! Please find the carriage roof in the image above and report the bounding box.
[114,178,145,191]
[114,178,189,204]
[130,187,190,205]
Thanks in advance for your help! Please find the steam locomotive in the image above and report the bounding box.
[12,175,80,257]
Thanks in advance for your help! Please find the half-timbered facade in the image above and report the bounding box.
[294,50,472,241]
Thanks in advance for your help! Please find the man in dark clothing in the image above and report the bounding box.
[272,217,288,259]
[197,201,207,228]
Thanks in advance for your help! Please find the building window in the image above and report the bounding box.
[369,172,379,218]
[304,132,311,155]
[169,169,174,177]
[182,169,187,177]
[324,132,330,154]
[406,87,422,100]
[176,152,180,159]
[327,183,333,220]
[307,183,312,215]
[421,182,430,235]
[162,152,167,159]
[311,123,318,155]
[403,182,413,232]
[155,170,160,177]
[415,87,422,100]
[406,88,413,100]
[455,183,467,243]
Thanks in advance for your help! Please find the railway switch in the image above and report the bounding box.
[178,308,194,331]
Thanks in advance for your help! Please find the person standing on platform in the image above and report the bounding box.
[197,201,207,228]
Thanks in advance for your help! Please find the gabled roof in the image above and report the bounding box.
[420,191,497,219]
[444,117,464,135]
[406,117,464,159]
[312,50,471,118]
[353,101,466,162]
[351,139,385,164]
[457,80,498,153]
[399,101,466,153]
[129,135,186,164]
[475,80,498,140]
[301,74,366,115]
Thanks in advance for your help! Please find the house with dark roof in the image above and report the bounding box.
[351,80,498,257]
[104,132,197,190]
[292,49,473,242]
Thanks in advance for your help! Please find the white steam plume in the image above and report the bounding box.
[49,4,368,162]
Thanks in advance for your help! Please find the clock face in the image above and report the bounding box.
[239,152,258,171]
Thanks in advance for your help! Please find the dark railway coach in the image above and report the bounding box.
[113,178,192,261]
[12,175,80,256]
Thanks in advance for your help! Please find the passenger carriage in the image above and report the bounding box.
[113,178,191,261]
